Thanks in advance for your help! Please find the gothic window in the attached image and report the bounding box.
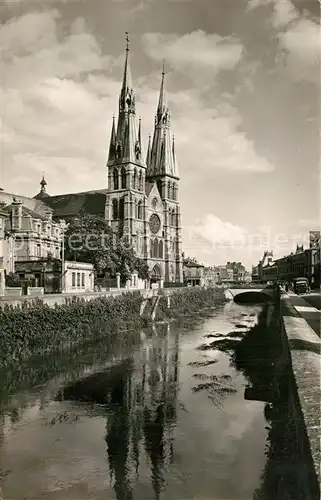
[138,171,143,191]
[121,167,126,189]
[172,237,175,253]
[134,199,138,219]
[159,240,163,259]
[119,198,125,219]
[153,239,158,258]
[133,169,137,189]
[137,200,143,220]
[167,183,171,199]
[173,183,177,200]
[150,239,153,258]
[171,210,176,226]
[112,199,118,219]
[116,144,121,159]
[113,169,119,190]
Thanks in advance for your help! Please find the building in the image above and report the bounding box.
[0,39,184,287]
[183,258,204,286]
[255,234,320,287]
[203,266,217,287]
[0,208,14,277]
[104,46,183,285]
[2,198,64,263]
[226,261,246,282]
[309,231,320,287]
[28,42,183,286]
[64,261,94,293]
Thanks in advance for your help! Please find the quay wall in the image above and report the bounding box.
[0,286,225,369]
[269,290,320,498]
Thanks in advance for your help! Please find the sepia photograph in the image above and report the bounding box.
[0,0,319,499]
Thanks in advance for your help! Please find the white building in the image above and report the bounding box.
[63,261,95,294]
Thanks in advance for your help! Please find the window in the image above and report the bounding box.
[113,169,119,190]
[72,272,76,287]
[121,167,126,189]
[138,200,143,219]
[77,272,80,287]
[119,198,125,219]
[112,199,118,219]
[133,169,137,189]
[82,272,85,287]
[36,244,41,257]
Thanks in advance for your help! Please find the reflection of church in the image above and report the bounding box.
[105,39,183,284]
[106,323,180,499]
[58,322,180,499]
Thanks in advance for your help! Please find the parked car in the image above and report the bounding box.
[293,277,310,295]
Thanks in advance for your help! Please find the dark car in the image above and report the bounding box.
[293,277,309,295]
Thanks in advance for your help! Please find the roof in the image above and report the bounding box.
[43,190,107,219]
[34,190,50,200]
[0,190,49,215]
[183,260,204,268]
[3,204,48,222]
[145,181,155,197]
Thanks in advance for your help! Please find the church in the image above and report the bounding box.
[2,40,183,284]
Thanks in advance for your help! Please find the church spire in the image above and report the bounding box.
[34,173,50,199]
[146,134,152,168]
[157,61,167,120]
[40,174,47,193]
[146,66,178,180]
[107,34,145,168]
[119,32,135,115]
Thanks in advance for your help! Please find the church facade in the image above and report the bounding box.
[104,44,183,283]
[1,42,183,284]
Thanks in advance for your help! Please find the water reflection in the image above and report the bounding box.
[56,323,179,500]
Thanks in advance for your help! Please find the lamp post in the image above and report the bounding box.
[60,219,67,293]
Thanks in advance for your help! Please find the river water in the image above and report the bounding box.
[0,301,271,499]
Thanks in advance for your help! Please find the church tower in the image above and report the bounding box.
[105,35,147,258]
[146,67,183,282]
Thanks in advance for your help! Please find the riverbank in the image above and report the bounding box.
[0,286,225,369]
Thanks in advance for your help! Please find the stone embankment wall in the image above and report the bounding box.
[233,291,319,499]
[0,286,225,369]
[269,290,320,499]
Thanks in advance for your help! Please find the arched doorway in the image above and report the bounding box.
[150,264,162,285]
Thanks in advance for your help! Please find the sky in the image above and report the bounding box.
[0,0,319,269]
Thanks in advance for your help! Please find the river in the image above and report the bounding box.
[0,301,275,499]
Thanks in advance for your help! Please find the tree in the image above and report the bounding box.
[64,214,150,280]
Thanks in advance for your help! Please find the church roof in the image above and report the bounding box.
[34,190,50,200]
[43,190,107,219]
[145,181,156,197]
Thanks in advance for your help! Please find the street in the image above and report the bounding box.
[286,291,320,337]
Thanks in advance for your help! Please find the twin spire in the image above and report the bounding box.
[107,33,178,179]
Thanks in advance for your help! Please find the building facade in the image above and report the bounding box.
[183,258,205,286]
[104,47,183,284]
[3,198,64,263]
[0,41,184,286]
[64,261,94,294]
[255,235,320,287]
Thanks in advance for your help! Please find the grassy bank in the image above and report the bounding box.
[0,286,226,368]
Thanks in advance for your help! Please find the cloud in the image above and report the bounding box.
[246,0,319,83]
[1,11,274,199]
[142,30,243,81]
